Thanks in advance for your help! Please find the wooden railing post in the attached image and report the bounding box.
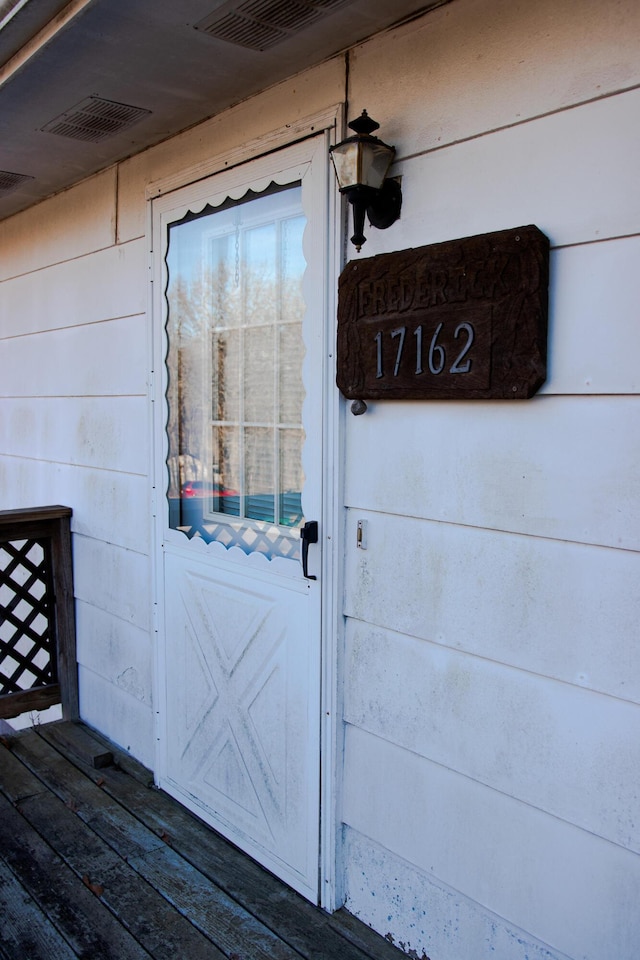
[48,510,79,721]
[0,506,78,722]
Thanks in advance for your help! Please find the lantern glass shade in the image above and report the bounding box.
[330,138,395,192]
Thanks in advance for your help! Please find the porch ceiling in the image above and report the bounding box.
[0,0,446,221]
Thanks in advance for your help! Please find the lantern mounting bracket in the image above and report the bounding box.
[367,176,402,231]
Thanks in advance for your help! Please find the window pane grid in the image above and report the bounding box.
[166,186,305,557]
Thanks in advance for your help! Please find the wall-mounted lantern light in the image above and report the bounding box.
[330,110,402,252]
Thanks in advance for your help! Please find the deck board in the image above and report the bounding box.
[0,789,152,960]
[0,857,79,960]
[35,734,389,960]
[0,722,406,960]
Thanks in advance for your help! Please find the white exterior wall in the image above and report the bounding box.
[0,0,638,957]
[0,169,155,759]
[340,2,640,959]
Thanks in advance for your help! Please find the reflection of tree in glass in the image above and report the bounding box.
[166,259,305,513]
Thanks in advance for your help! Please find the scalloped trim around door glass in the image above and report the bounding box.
[165,184,306,560]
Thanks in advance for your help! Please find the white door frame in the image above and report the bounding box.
[147,106,344,911]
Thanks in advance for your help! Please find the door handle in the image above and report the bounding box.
[300,520,318,580]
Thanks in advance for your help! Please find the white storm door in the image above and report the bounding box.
[152,137,327,902]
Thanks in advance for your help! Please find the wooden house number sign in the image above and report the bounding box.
[336,225,549,402]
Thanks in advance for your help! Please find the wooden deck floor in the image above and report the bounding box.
[0,721,403,960]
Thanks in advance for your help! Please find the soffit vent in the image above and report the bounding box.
[41,96,151,143]
[0,170,34,195]
[195,0,353,51]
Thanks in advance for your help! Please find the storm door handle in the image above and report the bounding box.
[300,520,318,580]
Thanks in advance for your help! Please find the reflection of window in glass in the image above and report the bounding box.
[165,185,305,559]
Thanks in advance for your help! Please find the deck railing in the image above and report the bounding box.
[0,506,78,721]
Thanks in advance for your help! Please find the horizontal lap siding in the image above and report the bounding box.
[0,239,146,338]
[75,600,154,767]
[0,166,153,755]
[396,91,640,249]
[0,315,147,397]
[0,397,147,473]
[75,601,152,704]
[343,729,640,960]
[0,169,117,281]
[345,397,640,550]
[359,88,640,258]
[72,534,152,761]
[341,1,640,958]
[541,238,640,395]
[349,0,640,159]
[0,458,149,553]
[344,620,640,851]
[343,511,640,703]
[77,665,155,767]
[343,828,573,960]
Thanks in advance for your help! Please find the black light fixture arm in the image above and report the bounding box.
[347,184,374,251]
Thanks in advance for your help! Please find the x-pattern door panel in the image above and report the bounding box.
[164,552,318,894]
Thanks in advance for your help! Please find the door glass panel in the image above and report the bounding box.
[244,325,274,422]
[165,185,305,559]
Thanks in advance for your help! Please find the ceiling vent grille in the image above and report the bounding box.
[41,97,151,143]
[195,0,353,50]
[0,170,34,196]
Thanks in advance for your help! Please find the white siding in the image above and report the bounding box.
[75,601,153,766]
[343,732,640,960]
[343,830,577,960]
[0,316,147,398]
[0,169,116,280]
[340,1,640,958]
[345,397,640,550]
[0,239,146,338]
[349,0,640,158]
[344,620,640,851]
[366,87,640,257]
[77,665,155,767]
[0,397,147,473]
[541,238,640,395]
[0,166,152,758]
[0,458,149,553]
[343,510,640,703]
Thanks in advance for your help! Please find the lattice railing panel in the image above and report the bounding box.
[0,507,77,721]
[0,538,57,695]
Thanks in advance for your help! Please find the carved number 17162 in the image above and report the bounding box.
[375,321,475,379]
